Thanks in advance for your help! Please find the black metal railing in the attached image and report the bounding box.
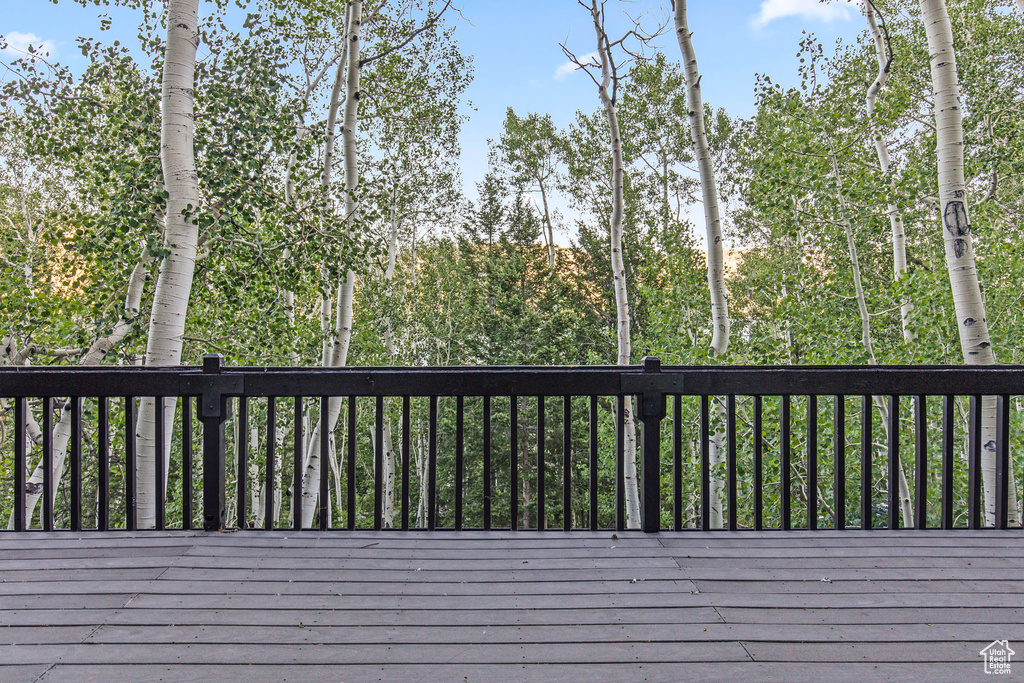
[0,355,1021,532]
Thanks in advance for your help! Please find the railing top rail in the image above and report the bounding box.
[0,360,1022,398]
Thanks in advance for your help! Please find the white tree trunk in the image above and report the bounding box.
[675,0,731,527]
[589,1,640,528]
[379,209,400,527]
[919,0,1016,524]
[328,432,342,525]
[381,421,396,527]
[708,399,726,528]
[416,423,428,527]
[300,0,363,527]
[248,425,260,522]
[863,2,914,342]
[674,0,729,358]
[274,421,286,525]
[135,0,200,529]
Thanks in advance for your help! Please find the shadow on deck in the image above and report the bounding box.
[1,530,1022,681]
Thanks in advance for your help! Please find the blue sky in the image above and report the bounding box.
[453,1,864,192]
[3,0,866,240]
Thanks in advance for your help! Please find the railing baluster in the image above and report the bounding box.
[781,395,791,531]
[265,397,276,531]
[941,395,954,530]
[563,395,571,532]
[833,396,845,530]
[589,396,598,531]
[125,396,137,531]
[914,395,927,530]
[403,395,411,532]
[155,397,165,531]
[674,394,683,531]
[98,397,109,531]
[887,395,899,530]
[483,395,491,531]
[13,397,26,532]
[754,395,763,531]
[727,394,737,531]
[183,396,192,531]
[511,395,519,531]
[348,396,357,530]
[968,395,982,529]
[616,395,625,532]
[700,395,710,531]
[319,396,329,531]
[427,396,437,531]
[455,395,464,531]
[42,397,53,532]
[860,395,872,530]
[537,395,545,531]
[807,396,817,530]
[402,396,411,531]
[995,394,1010,531]
[238,397,249,530]
[70,398,81,532]
[293,397,303,531]
[376,395,385,531]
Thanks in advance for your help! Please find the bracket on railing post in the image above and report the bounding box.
[180,354,244,531]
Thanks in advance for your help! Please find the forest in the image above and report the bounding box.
[1,0,1022,531]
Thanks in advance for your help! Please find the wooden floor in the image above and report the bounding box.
[0,529,1021,682]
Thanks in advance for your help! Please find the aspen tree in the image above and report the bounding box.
[862,1,914,342]
[672,0,729,358]
[919,0,1017,524]
[672,0,731,527]
[299,0,362,528]
[299,1,456,527]
[563,0,643,527]
[135,0,200,528]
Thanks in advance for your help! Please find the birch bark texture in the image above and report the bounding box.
[863,1,914,342]
[135,0,201,528]
[919,0,1017,524]
[586,0,641,528]
[672,0,729,359]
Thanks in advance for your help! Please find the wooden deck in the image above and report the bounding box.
[0,530,1021,681]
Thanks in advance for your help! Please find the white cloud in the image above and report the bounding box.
[554,52,597,81]
[1,31,57,60]
[751,0,859,28]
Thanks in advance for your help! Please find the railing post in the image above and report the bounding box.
[201,354,228,531]
[180,354,244,531]
[179,353,243,532]
[638,357,665,533]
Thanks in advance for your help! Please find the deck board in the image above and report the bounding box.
[1,529,1021,680]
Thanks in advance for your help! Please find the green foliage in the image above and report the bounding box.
[3,0,1024,530]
